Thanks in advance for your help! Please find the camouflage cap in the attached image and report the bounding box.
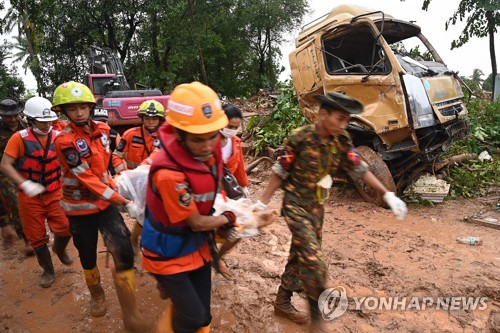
[314,91,363,115]
[0,98,24,116]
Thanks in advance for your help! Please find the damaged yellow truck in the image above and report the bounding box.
[289,5,469,205]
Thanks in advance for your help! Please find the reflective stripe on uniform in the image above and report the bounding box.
[114,151,125,158]
[126,161,140,169]
[71,162,90,176]
[100,187,115,200]
[63,177,80,186]
[193,192,216,202]
[115,164,126,173]
[60,201,98,212]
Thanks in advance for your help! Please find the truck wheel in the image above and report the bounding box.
[351,146,396,207]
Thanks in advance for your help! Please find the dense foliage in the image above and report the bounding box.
[0,45,25,99]
[246,80,308,155]
[0,0,308,98]
[447,98,500,198]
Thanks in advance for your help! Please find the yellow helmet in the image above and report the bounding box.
[51,81,96,111]
[138,99,166,118]
[166,82,228,134]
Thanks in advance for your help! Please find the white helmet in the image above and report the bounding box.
[93,107,109,121]
[24,97,58,122]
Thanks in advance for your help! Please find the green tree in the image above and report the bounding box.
[482,72,493,91]
[415,0,498,100]
[0,45,26,99]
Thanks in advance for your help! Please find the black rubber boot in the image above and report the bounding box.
[274,286,309,324]
[52,236,73,265]
[34,244,55,288]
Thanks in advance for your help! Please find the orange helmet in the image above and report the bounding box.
[166,82,228,134]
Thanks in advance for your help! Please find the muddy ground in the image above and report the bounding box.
[0,169,499,333]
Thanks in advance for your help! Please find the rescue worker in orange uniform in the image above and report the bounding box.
[0,96,73,288]
[141,82,239,333]
[92,107,124,176]
[220,104,249,196]
[52,81,149,332]
[51,111,68,132]
[113,99,165,171]
[0,98,35,256]
[113,100,165,253]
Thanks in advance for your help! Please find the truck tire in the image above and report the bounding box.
[351,146,396,207]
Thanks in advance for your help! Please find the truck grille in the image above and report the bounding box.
[435,99,464,117]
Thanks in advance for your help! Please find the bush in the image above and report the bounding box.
[447,98,500,198]
[246,80,308,155]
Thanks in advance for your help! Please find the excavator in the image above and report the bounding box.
[85,45,169,130]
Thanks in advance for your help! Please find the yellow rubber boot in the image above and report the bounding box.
[155,299,174,333]
[113,269,151,333]
[83,267,107,317]
[155,300,210,333]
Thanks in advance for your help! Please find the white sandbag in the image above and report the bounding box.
[116,165,150,225]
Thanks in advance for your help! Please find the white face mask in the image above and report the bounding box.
[220,128,238,138]
[32,125,52,135]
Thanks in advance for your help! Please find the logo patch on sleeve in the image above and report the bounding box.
[62,147,81,167]
[175,183,192,207]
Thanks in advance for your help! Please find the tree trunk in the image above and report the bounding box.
[486,10,497,100]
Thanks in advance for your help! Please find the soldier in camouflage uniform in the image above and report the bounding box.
[0,98,34,256]
[260,92,407,332]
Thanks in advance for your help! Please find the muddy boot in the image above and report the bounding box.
[20,238,35,257]
[52,236,73,265]
[308,297,328,333]
[113,269,151,333]
[274,286,309,324]
[155,299,174,333]
[34,244,55,288]
[84,267,107,317]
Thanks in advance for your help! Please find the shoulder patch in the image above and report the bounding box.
[116,138,126,151]
[20,129,29,138]
[176,183,192,207]
[62,147,81,167]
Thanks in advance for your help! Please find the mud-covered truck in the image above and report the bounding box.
[289,4,469,205]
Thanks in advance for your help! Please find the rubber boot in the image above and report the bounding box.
[34,244,55,288]
[83,267,107,317]
[155,299,210,333]
[308,297,328,333]
[274,286,309,324]
[113,269,151,333]
[52,236,73,265]
[20,238,35,257]
[155,299,174,333]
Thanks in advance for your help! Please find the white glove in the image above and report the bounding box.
[241,186,250,198]
[253,200,268,212]
[126,201,138,218]
[20,180,46,197]
[383,192,407,220]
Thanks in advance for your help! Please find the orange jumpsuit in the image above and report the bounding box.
[54,121,127,216]
[4,129,70,248]
[113,125,160,170]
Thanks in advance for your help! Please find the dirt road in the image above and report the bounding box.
[1,179,499,332]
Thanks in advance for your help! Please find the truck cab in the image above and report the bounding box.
[289,5,469,204]
[86,46,169,129]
